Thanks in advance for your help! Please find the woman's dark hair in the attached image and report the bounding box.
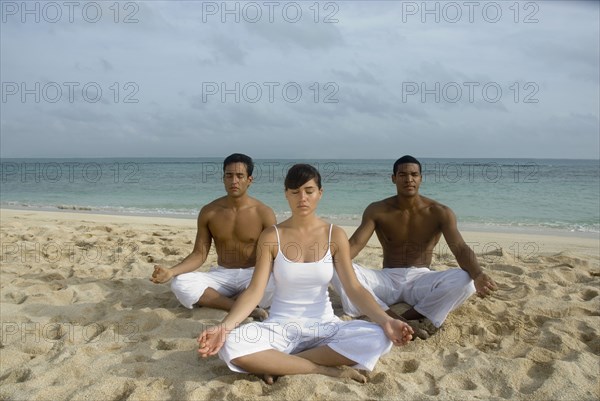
[223,153,254,176]
[284,164,322,190]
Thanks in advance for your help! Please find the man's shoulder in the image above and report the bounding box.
[202,196,271,211]
[368,196,453,219]
[417,197,457,225]
[419,196,451,212]
[244,197,276,221]
[366,197,396,212]
[248,196,274,211]
[197,198,226,224]
[201,196,228,212]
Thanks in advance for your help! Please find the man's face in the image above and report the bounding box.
[223,162,252,197]
[392,163,422,197]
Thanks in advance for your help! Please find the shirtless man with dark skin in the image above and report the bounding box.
[333,155,497,334]
[150,154,276,320]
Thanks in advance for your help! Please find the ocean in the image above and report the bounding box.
[1,158,598,235]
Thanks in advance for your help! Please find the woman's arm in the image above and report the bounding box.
[197,227,277,356]
[331,226,413,345]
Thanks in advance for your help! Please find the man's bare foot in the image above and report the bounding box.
[384,310,429,340]
[250,307,268,321]
[408,325,429,340]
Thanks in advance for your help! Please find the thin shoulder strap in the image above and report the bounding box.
[328,224,333,247]
[273,225,281,252]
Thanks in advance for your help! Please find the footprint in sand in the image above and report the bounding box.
[456,376,478,391]
[401,359,419,373]
[6,292,28,304]
[123,354,153,364]
[20,233,35,241]
[155,339,176,351]
[123,230,137,238]
[42,273,66,281]
[92,225,113,233]
[519,361,555,395]
[580,289,598,301]
[493,282,531,301]
[489,264,525,275]
[367,371,389,384]
[442,352,460,368]
[111,381,137,400]
[0,367,32,384]
[82,324,107,343]
[161,247,180,256]
[75,241,95,250]
[423,372,440,396]
[578,331,600,356]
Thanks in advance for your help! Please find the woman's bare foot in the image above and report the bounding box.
[263,374,275,385]
[253,373,277,384]
[257,366,366,383]
[332,366,367,383]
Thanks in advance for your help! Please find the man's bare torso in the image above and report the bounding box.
[205,197,270,268]
[371,196,444,268]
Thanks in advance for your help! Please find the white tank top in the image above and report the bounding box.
[267,224,337,323]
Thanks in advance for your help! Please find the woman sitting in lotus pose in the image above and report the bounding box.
[197,164,413,383]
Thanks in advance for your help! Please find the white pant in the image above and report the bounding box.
[170,267,274,309]
[331,264,475,327]
[219,318,392,373]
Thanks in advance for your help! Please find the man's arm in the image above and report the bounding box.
[348,204,377,259]
[150,208,212,283]
[439,206,497,297]
[259,204,277,229]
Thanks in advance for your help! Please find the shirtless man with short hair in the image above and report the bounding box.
[332,155,497,333]
[151,153,276,319]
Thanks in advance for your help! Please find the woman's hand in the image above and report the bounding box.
[382,319,414,346]
[150,265,173,284]
[197,324,228,357]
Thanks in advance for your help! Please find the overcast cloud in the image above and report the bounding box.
[1,0,598,159]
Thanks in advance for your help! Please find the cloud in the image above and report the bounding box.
[0,1,598,159]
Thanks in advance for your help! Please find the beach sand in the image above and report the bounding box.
[1,209,598,400]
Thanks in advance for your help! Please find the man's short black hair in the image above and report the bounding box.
[223,153,254,176]
[393,155,422,175]
[285,164,322,190]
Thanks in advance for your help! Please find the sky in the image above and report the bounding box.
[1,0,599,159]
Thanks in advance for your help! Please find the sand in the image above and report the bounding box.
[1,209,598,401]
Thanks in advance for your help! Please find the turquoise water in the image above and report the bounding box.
[1,158,598,234]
